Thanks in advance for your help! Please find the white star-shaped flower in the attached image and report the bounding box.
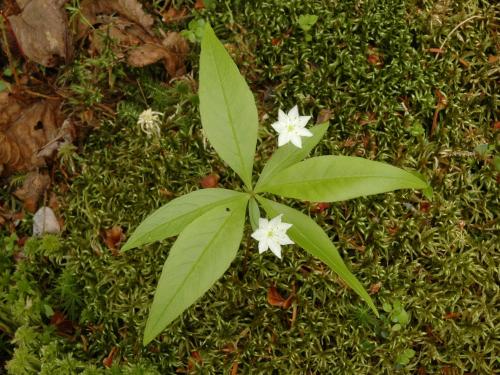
[251,214,294,259]
[271,105,313,148]
[137,108,163,138]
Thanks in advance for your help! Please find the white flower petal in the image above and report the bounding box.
[288,105,299,119]
[277,222,293,231]
[251,229,265,242]
[290,134,303,148]
[296,127,313,137]
[297,115,312,128]
[278,109,287,123]
[278,133,291,147]
[272,120,286,132]
[268,240,282,258]
[269,214,284,226]
[258,239,269,253]
[258,218,269,228]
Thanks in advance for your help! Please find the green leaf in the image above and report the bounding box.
[248,197,260,231]
[122,189,249,251]
[474,143,489,157]
[298,14,318,32]
[396,349,416,365]
[494,156,500,172]
[256,196,377,315]
[258,156,429,202]
[382,302,392,313]
[143,200,247,344]
[255,122,329,190]
[199,24,258,188]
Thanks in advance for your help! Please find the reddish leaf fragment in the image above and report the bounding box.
[367,47,383,67]
[194,0,205,9]
[387,225,399,236]
[369,282,382,295]
[488,55,498,64]
[316,108,332,124]
[458,58,469,68]
[419,201,431,213]
[431,90,447,137]
[162,7,188,23]
[311,202,330,213]
[271,38,282,46]
[103,225,125,254]
[50,311,75,336]
[187,351,203,371]
[200,174,220,188]
[102,347,119,368]
[230,361,239,375]
[443,311,461,320]
[427,48,444,54]
[267,285,293,309]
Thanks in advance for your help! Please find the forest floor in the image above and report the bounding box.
[0,0,498,374]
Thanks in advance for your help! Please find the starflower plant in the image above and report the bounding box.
[123,24,430,345]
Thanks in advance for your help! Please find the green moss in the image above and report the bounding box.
[2,0,498,373]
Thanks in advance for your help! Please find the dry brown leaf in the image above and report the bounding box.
[127,42,170,66]
[0,96,67,175]
[161,7,188,23]
[267,285,293,309]
[83,9,188,77]
[79,0,154,37]
[13,171,50,212]
[6,0,72,67]
[161,31,189,76]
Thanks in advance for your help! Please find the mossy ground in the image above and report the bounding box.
[1,0,499,374]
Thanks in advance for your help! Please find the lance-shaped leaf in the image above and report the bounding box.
[256,196,377,315]
[199,24,258,189]
[248,197,260,231]
[255,122,329,190]
[257,156,429,202]
[122,189,249,251]
[143,198,248,344]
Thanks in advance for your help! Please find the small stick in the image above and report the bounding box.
[436,15,483,59]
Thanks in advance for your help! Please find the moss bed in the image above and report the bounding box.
[1,0,499,373]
